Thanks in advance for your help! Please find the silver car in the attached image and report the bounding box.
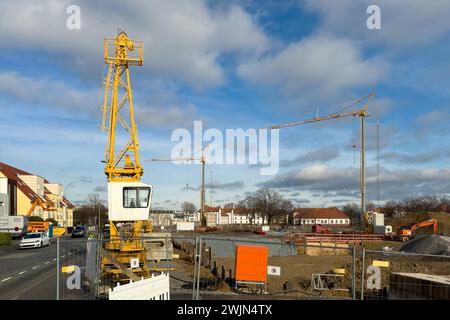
[19,232,50,249]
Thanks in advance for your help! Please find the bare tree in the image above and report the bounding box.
[254,188,293,225]
[73,193,107,226]
[342,203,361,219]
[181,201,197,219]
[237,196,258,224]
[223,202,235,209]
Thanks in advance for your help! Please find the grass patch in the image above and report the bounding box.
[0,233,12,245]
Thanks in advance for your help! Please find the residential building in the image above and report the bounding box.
[293,207,350,226]
[0,162,74,227]
[203,205,268,225]
[149,209,175,227]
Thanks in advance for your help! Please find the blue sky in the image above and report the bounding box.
[1,0,450,210]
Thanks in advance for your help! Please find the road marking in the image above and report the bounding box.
[44,261,49,264]
[61,255,65,258]
[1,277,12,282]
[53,258,57,261]
[18,271,27,275]
[32,266,38,269]
[68,253,72,255]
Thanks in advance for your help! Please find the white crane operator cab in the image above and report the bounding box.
[108,182,153,221]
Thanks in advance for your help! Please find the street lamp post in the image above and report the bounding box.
[63,179,90,228]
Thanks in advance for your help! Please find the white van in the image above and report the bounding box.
[0,216,28,238]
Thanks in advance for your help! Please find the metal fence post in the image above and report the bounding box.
[192,236,198,300]
[56,236,60,300]
[352,245,356,300]
[165,235,170,276]
[360,246,365,300]
[196,237,202,300]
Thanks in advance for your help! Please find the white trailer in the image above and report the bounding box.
[0,215,28,238]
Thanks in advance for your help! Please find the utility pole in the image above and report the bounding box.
[360,112,366,216]
[200,156,205,226]
[210,169,213,206]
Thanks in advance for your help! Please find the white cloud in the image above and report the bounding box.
[137,103,200,129]
[417,110,450,127]
[301,0,450,49]
[0,71,99,113]
[258,163,450,200]
[237,35,387,96]
[0,70,201,129]
[0,0,269,89]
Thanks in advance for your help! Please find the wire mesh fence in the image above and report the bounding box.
[191,236,356,300]
[54,234,450,300]
[359,248,450,300]
[54,234,357,300]
[56,235,198,300]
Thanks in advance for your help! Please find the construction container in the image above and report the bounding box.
[176,221,195,231]
[373,213,384,226]
[373,225,392,235]
[206,213,217,227]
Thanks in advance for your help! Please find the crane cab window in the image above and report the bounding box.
[123,187,150,208]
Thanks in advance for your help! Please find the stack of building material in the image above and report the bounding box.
[143,232,173,261]
[304,242,350,256]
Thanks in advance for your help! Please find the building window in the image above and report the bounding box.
[123,187,150,208]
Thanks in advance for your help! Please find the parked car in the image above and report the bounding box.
[19,232,50,249]
[71,225,86,238]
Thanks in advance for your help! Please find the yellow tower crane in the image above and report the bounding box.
[265,93,374,230]
[100,30,153,282]
[146,144,211,226]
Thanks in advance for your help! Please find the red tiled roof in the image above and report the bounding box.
[62,197,75,209]
[0,162,40,203]
[294,207,349,219]
[221,208,232,214]
[204,205,220,212]
[233,208,247,215]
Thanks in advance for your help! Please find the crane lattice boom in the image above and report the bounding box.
[101,31,144,182]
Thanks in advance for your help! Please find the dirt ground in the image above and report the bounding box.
[171,246,355,298]
[171,239,450,299]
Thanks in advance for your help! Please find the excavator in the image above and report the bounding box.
[395,219,439,242]
[26,197,55,233]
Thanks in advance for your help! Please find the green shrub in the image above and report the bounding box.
[0,233,12,245]
[29,216,44,222]
[45,218,58,226]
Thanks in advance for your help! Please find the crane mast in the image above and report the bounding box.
[102,31,143,182]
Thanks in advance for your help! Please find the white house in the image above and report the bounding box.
[203,205,268,226]
[293,208,350,226]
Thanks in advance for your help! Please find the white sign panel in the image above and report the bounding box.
[130,258,139,269]
[267,266,281,276]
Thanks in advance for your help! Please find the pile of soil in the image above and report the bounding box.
[400,235,450,256]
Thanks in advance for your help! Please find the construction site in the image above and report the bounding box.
[0,1,449,305]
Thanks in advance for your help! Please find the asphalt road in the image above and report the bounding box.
[0,238,86,300]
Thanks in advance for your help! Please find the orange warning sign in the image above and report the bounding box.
[235,245,269,283]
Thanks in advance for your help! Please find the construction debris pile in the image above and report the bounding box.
[399,235,450,256]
